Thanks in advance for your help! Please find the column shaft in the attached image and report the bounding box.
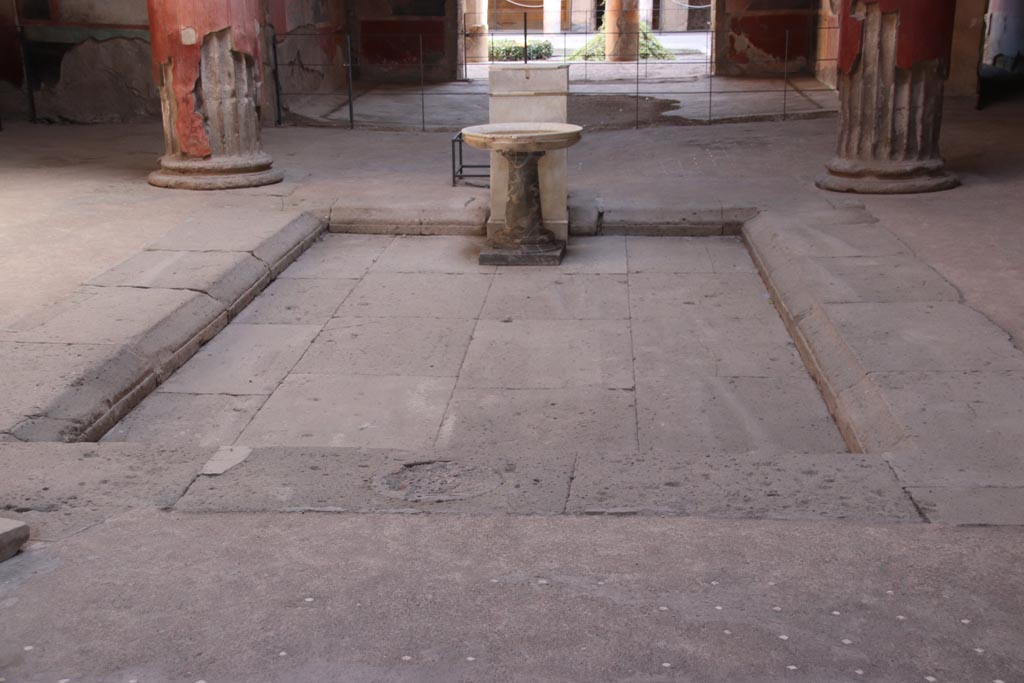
[605,0,640,62]
[146,0,283,190]
[817,0,959,193]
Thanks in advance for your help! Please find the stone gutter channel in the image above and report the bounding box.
[3,200,1022,525]
[0,210,328,443]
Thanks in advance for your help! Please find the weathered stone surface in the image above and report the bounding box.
[237,374,456,450]
[234,277,358,325]
[458,319,634,390]
[370,236,495,274]
[479,243,566,266]
[0,517,29,562]
[282,234,394,280]
[436,387,638,453]
[806,255,960,304]
[628,273,777,320]
[200,446,254,476]
[908,486,1024,526]
[0,443,210,540]
[337,273,492,319]
[637,376,847,455]
[88,249,269,309]
[294,317,476,378]
[828,302,1024,373]
[329,199,489,236]
[101,393,266,448]
[176,446,576,515]
[626,236,715,273]
[600,206,747,236]
[482,272,629,321]
[146,210,325,276]
[568,451,920,522]
[159,323,321,396]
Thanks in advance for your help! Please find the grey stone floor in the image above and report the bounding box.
[100,235,920,521]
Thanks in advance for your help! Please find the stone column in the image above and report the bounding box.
[817,0,959,194]
[605,0,640,62]
[544,0,563,35]
[146,0,283,190]
[638,0,654,27]
[466,0,490,63]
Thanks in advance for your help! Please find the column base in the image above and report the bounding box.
[149,154,285,191]
[479,241,566,266]
[816,157,959,194]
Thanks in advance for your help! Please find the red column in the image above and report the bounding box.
[817,0,959,194]
[605,0,640,62]
[146,0,283,190]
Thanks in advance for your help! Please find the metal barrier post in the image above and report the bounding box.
[523,12,528,63]
[346,33,355,129]
[782,28,789,120]
[419,34,426,131]
[269,24,283,126]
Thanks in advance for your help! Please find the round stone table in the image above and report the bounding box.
[461,123,583,266]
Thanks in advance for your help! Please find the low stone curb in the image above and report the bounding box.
[744,206,1024,525]
[0,211,326,443]
[329,200,490,236]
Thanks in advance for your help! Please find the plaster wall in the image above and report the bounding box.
[948,0,986,97]
[983,0,1024,74]
[715,0,818,77]
[353,0,459,82]
[58,0,149,25]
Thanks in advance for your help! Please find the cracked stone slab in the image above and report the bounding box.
[636,376,847,455]
[237,374,456,450]
[0,443,210,540]
[145,209,325,274]
[337,272,492,319]
[101,393,266,448]
[907,486,1024,525]
[567,451,920,522]
[879,371,1024,486]
[158,323,321,396]
[481,272,629,321]
[0,517,29,562]
[282,234,394,280]
[88,249,269,309]
[175,446,575,515]
[436,386,638,453]
[458,319,634,390]
[827,302,1024,373]
[234,277,358,325]
[293,316,476,378]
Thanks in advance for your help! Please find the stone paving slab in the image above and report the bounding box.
[294,316,476,378]
[369,235,496,274]
[907,487,1024,526]
[237,374,456,451]
[234,276,359,325]
[637,376,848,455]
[457,319,634,390]
[175,446,576,515]
[88,249,270,311]
[436,387,639,453]
[628,272,777,319]
[567,451,920,522]
[3,511,1022,682]
[337,272,493,319]
[158,323,321,395]
[101,393,267,448]
[0,443,210,541]
[281,233,393,280]
[481,272,630,320]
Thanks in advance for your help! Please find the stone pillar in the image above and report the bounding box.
[146,0,283,190]
[605,0,640,62]
[817,0,959,194]
[466,0,490,63]
[544,0,562,35]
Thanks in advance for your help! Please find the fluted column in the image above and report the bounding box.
[146,0,283,190]
[817,0,959,194]
[605,0,640,62]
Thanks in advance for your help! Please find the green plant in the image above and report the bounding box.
[569,21,674,61]
[489,39,555,62]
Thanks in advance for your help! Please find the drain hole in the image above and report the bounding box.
[373,460,503,502]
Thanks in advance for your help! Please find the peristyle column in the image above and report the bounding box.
[605,0,640,62]
[466,0,489,63]
[146,0,283,190]
[817,0,959,194]
[543,0,563,36]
